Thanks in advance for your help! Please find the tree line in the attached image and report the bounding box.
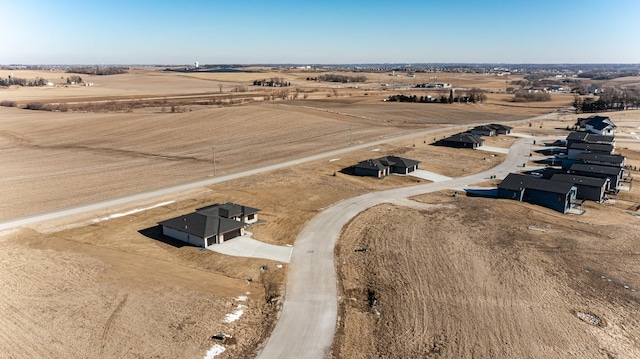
[253,78,290,87]
[0,77,48,87]
[307,74,367,83]
[573,86,640,113]
[386,88,486,104]
[66,66,128,75]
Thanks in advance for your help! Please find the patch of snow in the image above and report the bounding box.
[236,296,247,302]
[203,344,225,359]
[93,201,175,222]
[371,148,380,152]
[329,158,340,162]
[224,305,245,323]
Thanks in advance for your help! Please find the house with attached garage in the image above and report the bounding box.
[470,125,496,137]
[379,156,420,174]
[353,158,391,178]
[439,132,484,149]
[565,131,615,149]
[567,143,615,160]
[569,163,625,191]
[353,156,420,178]
[550,173,610,202]
[498,173,578,214]
[488,124,513,135]
[575,153,625,168]
[158,202,260,247]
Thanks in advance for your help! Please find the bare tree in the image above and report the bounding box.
[218,83,223,93]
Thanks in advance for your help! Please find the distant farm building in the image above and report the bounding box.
[497,173,578,214]
[353,156,420,178]
[158,202,260,247]
[438,133,484,149]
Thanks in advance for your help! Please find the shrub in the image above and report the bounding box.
[0,100,17,107]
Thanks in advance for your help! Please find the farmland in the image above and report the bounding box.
[2,67,640,358]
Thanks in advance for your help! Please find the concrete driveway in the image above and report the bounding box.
[407,169,452,182]
[209,232,292,263]
[477,145,510,154]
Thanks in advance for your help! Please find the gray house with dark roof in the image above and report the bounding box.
[470,125,496,137]
[569,163,624,190]
[354,159,390,178]
[498,173,577,213]
[550,173,610,202]
[354,156,420,178]
[379,156,420,174]
[567,143,614,159]
[575,153,625,168]
[488,124,513,135]
[440,132,484,149]
[566,132,615,148]
[159,202,260,247]
[196,202,260,224]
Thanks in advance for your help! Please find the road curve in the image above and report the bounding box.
[257,138,532,359]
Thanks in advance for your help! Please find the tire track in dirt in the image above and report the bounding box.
[99,294,128,354]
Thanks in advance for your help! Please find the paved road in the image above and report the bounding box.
[257,138,533,359]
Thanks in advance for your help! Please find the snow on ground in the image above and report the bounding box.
[224,305,245,323]
[203,344,226,359]
[236,295,248,302]
[92,201,175,222]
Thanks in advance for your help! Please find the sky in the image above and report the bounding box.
[1,0,639,65]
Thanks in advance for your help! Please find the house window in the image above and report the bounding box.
[248,214,255,221]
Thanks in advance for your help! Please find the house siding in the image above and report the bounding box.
[162,226,205,247]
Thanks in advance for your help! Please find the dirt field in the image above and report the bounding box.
[332,193,640,358]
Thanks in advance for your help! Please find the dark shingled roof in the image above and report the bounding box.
[196,202,260,218]
[443,132,484,144]
[354,159,388,171]
[498,173,575,194]
[550,173,609,187]
[471,125,495,132]
[566,131,589,142]
[584,115,616,131]
[570,163,623,176]
[158,212,244,238]
[380,156,420,168]
[568,143,614,152]
[487,124,513,131]
[576,153,625,164]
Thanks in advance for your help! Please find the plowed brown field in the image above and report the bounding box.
[333,193,640,358]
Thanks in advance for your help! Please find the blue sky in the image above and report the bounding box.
[2,0,639,64]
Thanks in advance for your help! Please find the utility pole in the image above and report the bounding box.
[212,146,216,176]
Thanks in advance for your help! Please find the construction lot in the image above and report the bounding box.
[1,68,640,358]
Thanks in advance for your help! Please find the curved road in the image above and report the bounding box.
[257,138,533,359]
